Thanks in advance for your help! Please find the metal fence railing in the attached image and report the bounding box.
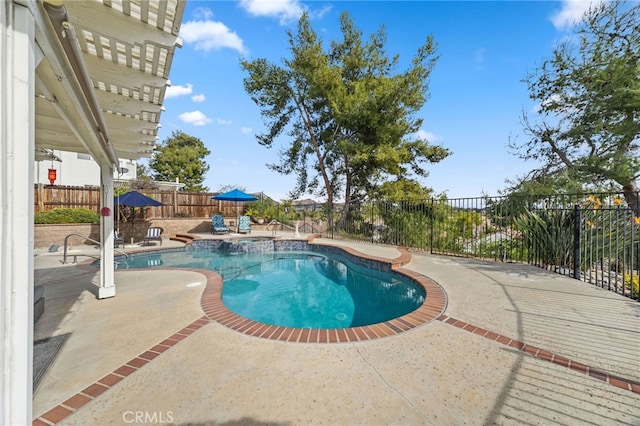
[322,193,639,302]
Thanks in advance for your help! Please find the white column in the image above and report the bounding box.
[99,162,116,299]
[0,2,35,423]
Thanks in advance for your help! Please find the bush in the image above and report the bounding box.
[35,208,100,224]
[623,273,639,299]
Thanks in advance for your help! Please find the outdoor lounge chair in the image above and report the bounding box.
[238,215,251,234]
[211,215,230,234]
[114,230,124,248]
[143,226,163,245]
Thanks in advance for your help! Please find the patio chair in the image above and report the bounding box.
[211,215,230,234]
[238,215,251,234]
[114,230,124,248]
[143,226,163,245]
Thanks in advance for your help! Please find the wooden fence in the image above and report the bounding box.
[34,184,249,218]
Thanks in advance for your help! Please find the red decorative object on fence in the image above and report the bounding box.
[47,168,57,185]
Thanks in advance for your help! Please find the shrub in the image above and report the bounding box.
[35,208,100,224]
[513,208,575,267]
[623,273,639,299]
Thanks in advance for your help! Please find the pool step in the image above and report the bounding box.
[170,233,196,244]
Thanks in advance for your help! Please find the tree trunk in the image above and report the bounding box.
[622,182,640,216]
[337,163,353,231]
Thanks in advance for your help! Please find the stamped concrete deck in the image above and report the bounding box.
[32,233,640,425]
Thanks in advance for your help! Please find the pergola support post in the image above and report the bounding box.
[0,2,36,423]
[98,162,116,299]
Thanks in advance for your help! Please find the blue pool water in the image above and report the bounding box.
[115,247,425,329]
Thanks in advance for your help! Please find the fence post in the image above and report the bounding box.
[635,242,639,300]
[370,200,374,244]
[573,204,581,280]
[429,198,434,254]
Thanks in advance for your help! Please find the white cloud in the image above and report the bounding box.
[414,129,439,142]
[165,83,193,98]
[191,94,205,102]
[550,0,603,30]
[192,7,214,20]
[179,111,211,126]
[239,0,305,25]
[180,9,247,54]
[474,48,486,64]
[217,118,232,125]
[241,127,253,134]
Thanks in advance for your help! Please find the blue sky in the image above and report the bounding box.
[154,0,600,201]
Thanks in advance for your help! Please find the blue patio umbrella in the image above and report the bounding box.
[114,191,164,238]
[211,189,259,231]
[115,190,164,208]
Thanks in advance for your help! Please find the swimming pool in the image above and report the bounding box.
[115,244,425,329]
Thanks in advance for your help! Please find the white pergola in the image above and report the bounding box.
[0,0,185,422]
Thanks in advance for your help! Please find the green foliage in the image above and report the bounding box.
[514,208,576,266]
[579,197,639,282]
[216,184,247,194]
[245,197,278,219]
[501,170,592,200]
[375,180,434,201]
[380,207,431,249]
[511,1,640,210]
[244,207,260,218]
[150,130,211,192]
[240,12,449,212]
[471,239,528,262]
[428,201,485,253]
[136,163,151,179]
[35,208,99,224]
[623,273,639,299]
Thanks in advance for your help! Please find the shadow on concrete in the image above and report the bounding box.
[33,263,99,340]
[452,258,640,424]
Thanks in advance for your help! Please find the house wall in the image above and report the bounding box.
[34,150,136,186]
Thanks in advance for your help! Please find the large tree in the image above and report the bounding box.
[510,1,640,211]
[240,12,449,226]
[149,130,211,192]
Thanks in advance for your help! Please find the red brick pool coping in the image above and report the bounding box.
[33,239,640,425]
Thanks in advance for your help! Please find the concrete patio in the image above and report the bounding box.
[32,234,640,425]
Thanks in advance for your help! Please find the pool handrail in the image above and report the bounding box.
[266,220,296,236]
[62,233,128,264]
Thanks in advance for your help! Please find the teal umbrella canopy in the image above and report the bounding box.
[211,189,259,202]
[212,189,259,231]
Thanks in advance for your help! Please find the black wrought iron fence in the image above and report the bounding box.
[578,206,639,300]
[326,192,639,301]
